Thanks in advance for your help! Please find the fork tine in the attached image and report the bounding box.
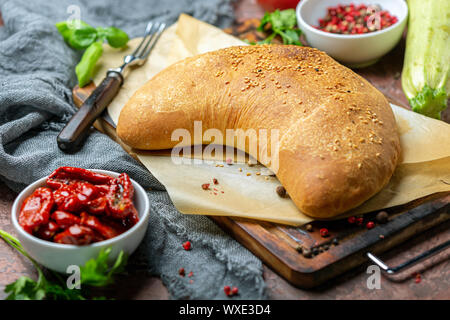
[131,22,154,56]
[135,22,162,58]
[140,23,166,59]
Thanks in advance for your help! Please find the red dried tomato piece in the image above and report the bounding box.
[47,167,113,189]
[80,212,120,240]
[34,221,59,240]
[51,210,81,229]
[106,173,136,219]
[19,187,54,234]
[53,182,101,212]
[86,196,108,215]
[53,187,83,212]
[123,206,139,228]
[53,224,100,245]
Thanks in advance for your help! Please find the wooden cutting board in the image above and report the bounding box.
[72,21,450,288]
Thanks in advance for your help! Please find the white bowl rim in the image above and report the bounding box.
[11,169,150,250]
[296,0,408,39]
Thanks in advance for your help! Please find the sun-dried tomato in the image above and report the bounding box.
[47,166,113,189]
[34,221,59,240]
[51,210,81,229]
[80,212,121,239]
[19,187,54,234]
[106,173,136,220]
[123,206,139,228]
[53,182,101,212]
[86,196,108,215]
[53,224,100,245]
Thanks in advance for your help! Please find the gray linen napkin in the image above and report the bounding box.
[0,0,266,299]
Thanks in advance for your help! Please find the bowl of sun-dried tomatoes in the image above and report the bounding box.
[11,167,150,273]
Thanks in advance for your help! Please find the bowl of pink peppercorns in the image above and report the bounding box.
[296,0,408,67]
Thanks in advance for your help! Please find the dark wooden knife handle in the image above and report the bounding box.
[57,72,123,152]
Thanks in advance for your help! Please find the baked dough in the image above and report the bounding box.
[117,45,401,218]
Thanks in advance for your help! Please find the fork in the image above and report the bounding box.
[57,21,166,153]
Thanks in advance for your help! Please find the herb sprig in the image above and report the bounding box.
[256,9,303,46]
[0,229,127,300]
[55,20,129,87]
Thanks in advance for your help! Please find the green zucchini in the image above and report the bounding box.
[401,0,450,119]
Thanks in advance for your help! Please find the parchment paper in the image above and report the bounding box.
[94,14,450,225]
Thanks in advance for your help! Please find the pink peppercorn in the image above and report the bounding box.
[366,221,375,229]
[201,183,210,190]
[348,216,356,224]
[319,228,329,237]
[182,241,191,251]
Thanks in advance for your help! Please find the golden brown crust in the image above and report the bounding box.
[117,45,401,218]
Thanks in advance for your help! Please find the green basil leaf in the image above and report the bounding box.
[103,27,129,48]
[55,20,94,47]
[69,25,98,50]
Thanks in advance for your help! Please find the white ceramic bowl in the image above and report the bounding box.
[296,0,408,67]
[11,169,150,273]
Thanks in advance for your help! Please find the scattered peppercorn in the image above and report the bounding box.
[178,268,185,277]
[347,216,356,224]
[366,221,375,229]
[305,224,313,232]
[224,285,231,296]
[231,287,239,295]
[182,241,191,251]
[213,178,219,185]
[415,273,421,284]
[356,217,364,226]
[201,183,210,190]
[302,247,312,258]
[319,228,329,237]
[276,185,288,198]
[188,271,194,277]
[376,211,389,224]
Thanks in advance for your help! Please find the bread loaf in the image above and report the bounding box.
[117,45,401,218]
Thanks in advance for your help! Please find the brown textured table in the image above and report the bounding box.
[0,0,449,300]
